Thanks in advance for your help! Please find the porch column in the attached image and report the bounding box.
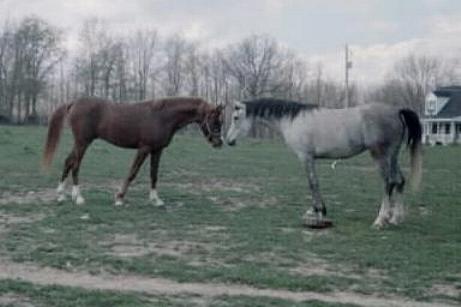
[451,121,456,144]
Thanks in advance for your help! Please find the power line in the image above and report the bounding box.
[345,44,352,108]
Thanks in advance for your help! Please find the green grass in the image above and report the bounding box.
[0,126,460,305]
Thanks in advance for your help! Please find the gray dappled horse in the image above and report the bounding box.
[43,97,224,206]
[226,98,422,229]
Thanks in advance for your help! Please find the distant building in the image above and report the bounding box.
[422,86,461,145]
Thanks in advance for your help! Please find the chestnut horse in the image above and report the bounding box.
[43,97,224,206]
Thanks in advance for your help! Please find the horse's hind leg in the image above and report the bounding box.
[70,142,90,205]
[371,150,393,229]
[115,147,150,206]
[389,160,406,225]
[56,149,77,202]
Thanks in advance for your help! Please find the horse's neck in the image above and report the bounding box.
[249,117,285,135]
[167,103,203,130]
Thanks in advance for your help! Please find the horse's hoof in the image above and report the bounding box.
[304,217,333,229]
[75,196,85,205]
[153,199,165,207]
[57,195,66,203]
[371,220,386,229]
[114,199,123,206]
[388,215,404,225]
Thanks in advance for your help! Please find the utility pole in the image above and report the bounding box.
[345,44,352,108]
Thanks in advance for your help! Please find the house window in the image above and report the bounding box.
[445,123,451,134]
[432,123,438,134]
[457,124,461,133]
[428,100,436,114]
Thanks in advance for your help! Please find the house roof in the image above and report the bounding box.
[435,93,461,118]
[433,86,461,97]
[432,86,461,118]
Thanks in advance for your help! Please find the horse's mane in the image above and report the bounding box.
[150,97,207,111]
[243,98,317,120]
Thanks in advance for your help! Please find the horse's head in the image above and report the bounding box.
[200,104,224,148]
[226,101,250,146]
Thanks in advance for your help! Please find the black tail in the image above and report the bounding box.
[399,109,423,190]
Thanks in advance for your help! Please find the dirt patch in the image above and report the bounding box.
[241,250,389,283]
[0,212,46,238]
[100,234,218,260]
[205,195,278,212]
[170,179,261,195]
[0,189,57,205]
[0,293,35,307]
[290,263,388,282]
[431,284,460,298]
[0,212,45,225]
[0,260,452,307]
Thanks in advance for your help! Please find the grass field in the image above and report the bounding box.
[0,125,460,306]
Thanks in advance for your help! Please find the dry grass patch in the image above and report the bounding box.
[0,293,34,307]
[0,190,57,205]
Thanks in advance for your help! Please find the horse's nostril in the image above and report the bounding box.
[227,140,236,146]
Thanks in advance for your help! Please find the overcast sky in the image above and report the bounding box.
[1,0,461,84]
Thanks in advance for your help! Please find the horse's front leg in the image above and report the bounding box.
[149,150,164,207]
[115,147,149,206]
[303,156,331,228]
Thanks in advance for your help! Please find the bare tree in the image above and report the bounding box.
[184,42,201,97]
[0,17,63,123]
[223,35,286,98]
[17,17,64,122]
[162,35,187,96]
[129,30,158,100]
[76,18,109,97]
[0,20,15,120]
[366,54,461,113]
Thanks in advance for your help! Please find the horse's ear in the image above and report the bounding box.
[216,104,224,113]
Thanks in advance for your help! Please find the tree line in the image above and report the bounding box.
[0,16,459,125]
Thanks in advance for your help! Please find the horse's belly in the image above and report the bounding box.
[314,143,365,158]
[98,125,140,149]
[312,130,365,159]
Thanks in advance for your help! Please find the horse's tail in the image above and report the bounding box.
[42,104,71,169]
[399,108,423,191]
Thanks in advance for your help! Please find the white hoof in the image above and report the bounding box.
[75,196,85,205]
[149,189,165,207]
[302,208,315,220]
[372,219,386,229]
[57,194,66,203]
[154,198,165,207]
[389,214,404,225]
[114,199,123,206]
[57,182,66,193]
[71,185,83,203]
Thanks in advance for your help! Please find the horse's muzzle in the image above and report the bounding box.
[227,139,236,146]
[211,137,223,148]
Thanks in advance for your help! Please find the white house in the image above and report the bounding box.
[422,86,461,145]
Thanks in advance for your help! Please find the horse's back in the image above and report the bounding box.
[283,103,403,159]
[67,98,148,147]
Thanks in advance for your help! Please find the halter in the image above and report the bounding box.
[201,113,222,141]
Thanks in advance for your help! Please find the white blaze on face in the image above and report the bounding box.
[226,101,249,145]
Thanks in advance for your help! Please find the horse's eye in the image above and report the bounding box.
[233,116,239,121]
[235,106,241,111]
